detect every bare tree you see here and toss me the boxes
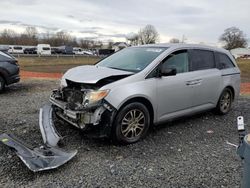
[25,27,38,39]
[107,40,114,49]
[39,31,52,44]
[0,29,18,44]
[92,40,103,49]
[54,31,72,46]
[219,27,248,50]
[19,27,38,45]
[79,39,94,49]
[169,38,180,43]
[126,33,139,46]
[138,25,159,45]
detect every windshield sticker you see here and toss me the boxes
[146,48,163,53]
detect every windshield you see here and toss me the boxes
[97,47,167,72]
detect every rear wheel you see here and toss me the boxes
[112,102,150,144]
[216,88,233,115]
[0,76,5,92]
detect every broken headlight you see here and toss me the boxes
[83,90,110,106]
[60,77,67,88]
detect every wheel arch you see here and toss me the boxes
[225,85,235,100]
[116,97,155,125]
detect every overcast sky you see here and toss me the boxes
[0,0,249,45]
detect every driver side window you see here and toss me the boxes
[162,50,189,74]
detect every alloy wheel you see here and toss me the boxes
[220,91,231,113]
[121,109,145,139]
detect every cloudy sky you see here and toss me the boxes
[0,0,249,45]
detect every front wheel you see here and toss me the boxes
[216,88,233,115]
[112,102,150,144]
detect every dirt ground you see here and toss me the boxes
[0,79,250,187]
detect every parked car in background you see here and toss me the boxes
[98,49,115,56]
[0,51,20,92]
[57,46,74,54]
[82,50,94,55]
[73,47,83,55]
[73,47,94,55]
[23,47,37,54]
[37,44,51,55]
[8,46,24,54]
[50,44,240,144]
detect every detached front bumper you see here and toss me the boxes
[0,104,77,172]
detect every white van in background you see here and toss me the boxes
[8,46,24,54]
[37,44,51,55]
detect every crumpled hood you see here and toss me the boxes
[63,65,133,84]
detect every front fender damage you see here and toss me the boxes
[0,104,77,172]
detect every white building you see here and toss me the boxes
[230,48,250,59]
[112,42,129,52]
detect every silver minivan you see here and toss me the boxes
[49,44,240,144]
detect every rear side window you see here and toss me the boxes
[215,52,235,69]
[189,49,215,71]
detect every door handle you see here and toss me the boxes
[186,81,194,86]
[186,79,202,86]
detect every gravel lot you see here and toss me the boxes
[0,79,250,188]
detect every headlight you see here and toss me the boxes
[60,77,67,88]
[84,90,110,105]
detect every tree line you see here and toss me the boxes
[0,25,160,49]
[0,25,248,50]
[0,27,105,49]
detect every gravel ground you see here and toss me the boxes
[0,79,250,188]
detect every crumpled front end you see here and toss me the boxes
[50,80,116,137]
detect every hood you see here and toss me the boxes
[63,65,133,84]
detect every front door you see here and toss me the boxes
[156,49,194,122]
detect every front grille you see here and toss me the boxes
[62,88,84,110]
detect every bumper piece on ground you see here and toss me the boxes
[0,133,77,172]
[39,104,62,147]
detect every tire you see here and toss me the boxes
[112,102,150,144]
[0,76,5,92]
[215,88,233,115]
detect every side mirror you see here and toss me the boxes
[160,66,177,77]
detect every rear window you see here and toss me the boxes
[190,49,215,71]
[42,47,50,50]
[216,52,235,69]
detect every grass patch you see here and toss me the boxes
[19,56,101,74]
[236,59,250,83]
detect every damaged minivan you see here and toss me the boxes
[50,44,240,144]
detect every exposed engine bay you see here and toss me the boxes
[50,74,130,131]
